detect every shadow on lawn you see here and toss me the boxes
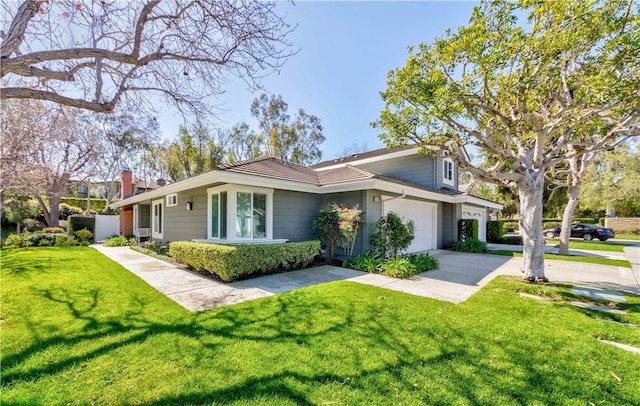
[3,275,639,405]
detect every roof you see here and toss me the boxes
[311,145,417,169]
[110,156,502,210]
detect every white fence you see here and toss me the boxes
[94,215,120,242]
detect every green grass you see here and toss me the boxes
[545,239,629,252]
[616,234,640,241]
[489,249,632,268]
[2,247,640,405]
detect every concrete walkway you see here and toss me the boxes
[92,245,640,311]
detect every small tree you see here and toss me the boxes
[370,212,415,258]
[313,203,362,263]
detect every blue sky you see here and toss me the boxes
[157,1,479,159]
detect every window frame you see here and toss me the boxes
[207,185,273,241]
[442,158,455,186]
[166,193,178,207]
[151,199,164,239]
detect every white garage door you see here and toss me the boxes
[383,198,437,252]
[462,205,486,241]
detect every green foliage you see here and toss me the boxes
[143,240,169,255]
[22,232,68,247]
[313,203,362,262]
[350,251,384,273]
[599,218,606,226]
[68,215,95,235]
[74,228,94,242]
[451,238,488,253]
[169,240,321,282]
[369,212,415,258]
[347,251,438,278]
[43,227,65,233]
[60,197,107,211]
[4,233,26,247]
[55,235,78,246]
[503,220,519,232]
[103,236,137,247]
[486,220,505,242]
[458,219,478,241]
[22,218,45,232]
[2,193,42,230]
[543,221,561,229]
[494,236,524,245]
[58,203,84,220]
[379,256,417,279]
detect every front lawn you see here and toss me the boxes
[545,239,629,252]
[489,249,632,268]
[2,247,640,405]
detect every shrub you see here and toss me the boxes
[60,197,107,211]
[599,218,606,226]
[503,220,519,232]
[23,218,45,232]
[24,232,68,247]
[380,256,418,279]
[458,219,479,241]
[370,212,415,258]
[487,220,505,242]
[451,238,488,253]
[573,217,597,224]
[43,227,66,233]
[405,252,439,272]
[169,240,321,282]
[143,240,169,255]
[68,215,95,235]
[58,203,84,220]
[346,251,439,277]
[55,235,78,246]
[495,236,524,245]
[350,251,384,273]
[5,233,26,247]
[542,221,561,229]
[313,203,362,262]
[74,228,93,243]
[103,235,137,247]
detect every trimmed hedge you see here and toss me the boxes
[68,215,95,235]
[458,219,478,241]
[487,220,505,242]
[60,197,107,211]
[169,240,321,282]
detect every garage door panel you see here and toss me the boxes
[384,198,437,252]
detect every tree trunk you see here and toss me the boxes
[558,184,580,255]
[518,172,548,282]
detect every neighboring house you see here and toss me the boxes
[65,177,163,200]
[110,147,502,253]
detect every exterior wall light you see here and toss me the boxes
[186,202,193,211]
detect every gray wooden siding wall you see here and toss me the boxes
[358,155,437,189]
[273,190,322,242]
[441,202,456,246]
[160,186,209,243]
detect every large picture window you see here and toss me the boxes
[207,185,272,241]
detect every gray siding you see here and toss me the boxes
[160,186,209,243]
[273,190,321,242]
[358,155,437,189]
[441,202,456,246]
[434,157,458,191]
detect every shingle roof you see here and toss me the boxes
[311,145,416,169]
[216,157,459,197]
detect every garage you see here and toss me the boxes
[462,205,486,241]
[383,198,437,252]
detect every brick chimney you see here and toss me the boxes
[121,168,133,199]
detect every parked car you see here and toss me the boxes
[543,223,615,241]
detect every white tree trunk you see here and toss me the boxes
[558,184,580,255]
[518,172,548,282]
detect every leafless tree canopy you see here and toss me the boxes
[0,0,294,114]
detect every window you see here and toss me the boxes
[166,193,177,207]
[207,185,272,241]
[152,199,163,238]
[210,192,227,239]
[443,158,454,186]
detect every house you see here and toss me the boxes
[109,147,502,253]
